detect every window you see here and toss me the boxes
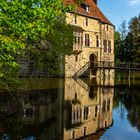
[74,32,83,49]
[96,35,99,47]
[103,40,107,52]
[108,41,111,53]
[84,107,89,120]
[107,25,109,31]
[75,93,77,100]
[105,25,108,31]
[85,17,88,26]
[71,131,75,139]
[102,100,106,112]
[85,34,90,46]
[25,108,34,117]
[84,127,86,136]
[86,5,90,12]
[83,17,88,26]
[107,99,110,111]
[95,106,98,117]
[81,3,90,12]
[73,14,77,24]
[75,55,78,62]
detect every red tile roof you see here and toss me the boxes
[64,0,113,26]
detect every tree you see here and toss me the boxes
[128,14,140,62]
[124,32,134,62]
[114,31,121,62]
[118,20,128,62]
[115,14,140,62]
[0,0,81,80]
[114,21,128,62]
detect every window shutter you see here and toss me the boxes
[89,106,91,115]
[90,38,92,47]
[105,25,107,31]
[72,17,74,24]
[83,35,85,46]
[83,20,86,26]
[102,42,104,52]
[99,39,101,47]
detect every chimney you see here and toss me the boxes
[93,0,97,5]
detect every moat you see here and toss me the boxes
[0,71,140,140]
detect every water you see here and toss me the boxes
[0,72,140,140]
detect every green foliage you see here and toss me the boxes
[0,0,83,79]
[115,14,140,62]
[114,31,121,61]
[128,14,140,62]
[0,0,63,78]
[46,19,74,54]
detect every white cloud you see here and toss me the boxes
[129,0,140,6]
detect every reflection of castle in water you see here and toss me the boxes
[0,71,114,140]
[64,71,114,139]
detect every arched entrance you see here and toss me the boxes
[89,54,97,76]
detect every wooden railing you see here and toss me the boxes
[91,61,140,70]
[73,61,140,78]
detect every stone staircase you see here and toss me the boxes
[73,62,89,78]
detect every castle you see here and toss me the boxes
[64,0,114,78]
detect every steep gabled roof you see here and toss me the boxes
[64,0,113,26]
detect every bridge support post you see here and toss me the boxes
[128,70,131,86]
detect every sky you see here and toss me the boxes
[98,0,140,30]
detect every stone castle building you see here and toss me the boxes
[64,0,114,77]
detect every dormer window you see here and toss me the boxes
[81,3,90,12]
[86,5,90,12]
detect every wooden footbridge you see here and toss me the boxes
[73,61,140,78]
[92,61,140,71]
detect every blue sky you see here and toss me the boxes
[98,0,140,30]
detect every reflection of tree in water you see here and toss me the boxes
[115,86,140,132]
[0,89,59,140]
[0,92,23,140]
[0,114,23,140]
[125,87,140,132]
